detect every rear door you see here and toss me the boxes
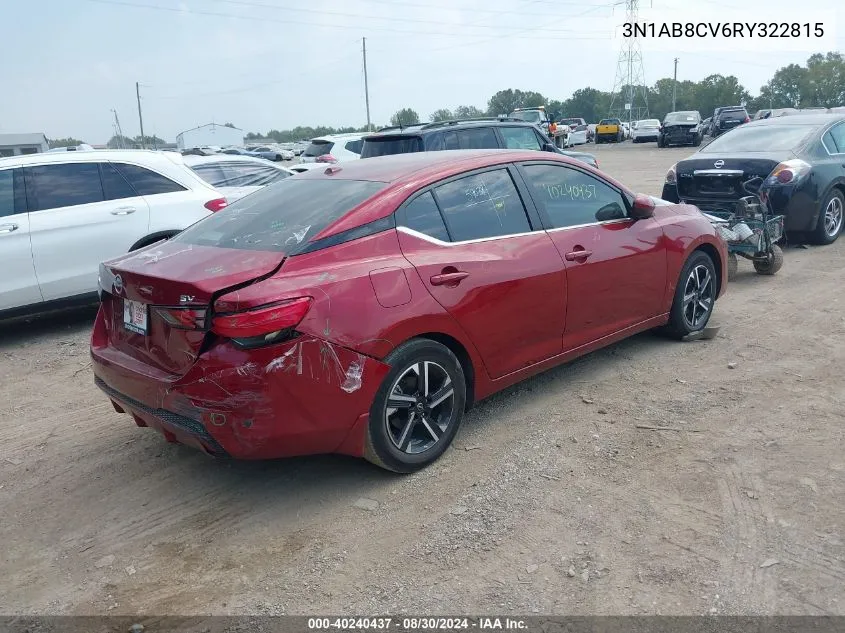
[517,161,667,350]
[396,166,567,379]
[0,167,43,311]
[26,161,151,301]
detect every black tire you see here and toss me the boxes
[727,252,738,281]
[753,244,784,275]
[810,189,844,245]
[364,338,467,473]
[657,136,664,148]
[664,251,718,339]
[693,133,702,147]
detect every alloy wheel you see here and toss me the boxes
[824,196,843,237]
[384,361,455,455]
[682,264,715,330]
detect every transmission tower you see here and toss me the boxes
[608,0,649,123]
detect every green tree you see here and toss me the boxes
[454,105,485,119]
[758,64,808,109]
[563,87,611,123]
[430,108,453,122]
[486,89,546,116]
[48,137,83,148]
[223,122,237,128]
[693,74,751,118]
[390,108,420,126]
[107,134,137,149]
[804,52,845,107]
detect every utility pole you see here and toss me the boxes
[362,37,372,132]
[672,57,679,112]
[112,108,125,148]
[608,0,649,122]
[136,82,146,149]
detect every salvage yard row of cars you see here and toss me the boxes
[2,111,845,472]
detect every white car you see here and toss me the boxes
[183,154,295,202]
[300,133,365,164]
[632,119,662,143]
[566,124,589,146]
[0,150,225,318]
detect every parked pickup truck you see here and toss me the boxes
[596,118,624,144]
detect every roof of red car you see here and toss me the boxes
[304,149,617,241]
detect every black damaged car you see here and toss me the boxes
[658,111,702,148]
[661,114,845,244]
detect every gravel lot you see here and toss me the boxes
[1,141,843,616]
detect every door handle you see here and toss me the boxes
[565,249,593,261]
[0,223,19,234]
[430,271,469,286]
[111,207,136,216]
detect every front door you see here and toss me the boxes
[0,167,42,311]
[517,162,667,351]
[396,167,567,379]
[25,162,150,301]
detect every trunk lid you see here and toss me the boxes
[100,242,285,376]
[675,154,784,202]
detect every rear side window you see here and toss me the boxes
[434,169,530,241]
[100,162,137,200]
[402,191,450,242]
[825,123,845,153]
[171,178,385,253]
[0,169,14,217]
[455,128,498,149]
[500,126,542,150]
[361,136,424,158]
[718,109,747,120]
[113,163,185,195]
[27,163,104,211]
[344,139,363,154]
[303,141,334,157]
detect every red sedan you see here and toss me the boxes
[91,150,727,472]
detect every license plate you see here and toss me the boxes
[123,299,148,335]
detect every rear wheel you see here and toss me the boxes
[364,339,466,473]
[753,244,784,275]
[694,133,702,147]
[664,251,718,339]
[657,136,665,148]
[811,189,844,245]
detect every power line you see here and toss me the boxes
[83,0,614,38]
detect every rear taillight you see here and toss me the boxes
[665,163,677,184]
[315,155,337,164]
[204,198,228,212]
[211,297,312,347]
[767,159,811,186]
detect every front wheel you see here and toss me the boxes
[364,339,467,473]
[664,251,718,339]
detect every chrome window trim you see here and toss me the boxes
[546,218,632,234]
[396,225,541,247]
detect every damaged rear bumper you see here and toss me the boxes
[92,333,390,460]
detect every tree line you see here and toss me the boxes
[50,52,843,146]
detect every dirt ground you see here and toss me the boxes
[1,142,843,616]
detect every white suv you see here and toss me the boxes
[0,149,226,318]
[299,133,365,164]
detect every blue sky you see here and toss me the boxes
[2,0,842,143]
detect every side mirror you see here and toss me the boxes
[630,193,655,219]
[542,142,557,152]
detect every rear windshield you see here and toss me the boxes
[511,110,543,123]
[559,118,582,126]
[718,108,748,120]
[361,136,424,158]
[665,112,699,123]
[700,124,817,153]
[599,119,619,125]
[170,179,385,253]
[303,140,334,157]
